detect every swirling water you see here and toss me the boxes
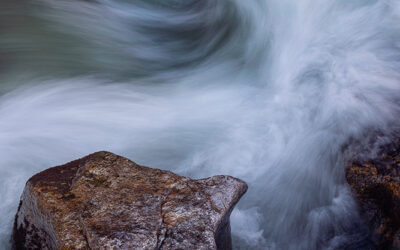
[1,0,400,249]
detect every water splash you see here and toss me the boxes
[1,0,400,249]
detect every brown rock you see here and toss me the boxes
[346,138,400,249]
[13,151,247,250]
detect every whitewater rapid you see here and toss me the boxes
[1,0,400,249]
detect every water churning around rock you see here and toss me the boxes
[1,0,400,249]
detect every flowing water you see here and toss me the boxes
[1,0,400,249]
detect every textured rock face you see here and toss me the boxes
[346,138,400,249]
[13,151,247,250]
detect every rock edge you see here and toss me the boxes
[346,138,400,249]
[13,151,248,250]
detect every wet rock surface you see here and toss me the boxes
[13,151,247,250]
[346,138,400,249]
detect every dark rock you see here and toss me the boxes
[346,138,400,249]
[13,151,247,250]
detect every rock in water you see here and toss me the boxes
[346,138,400,249]
[13,151,247,250]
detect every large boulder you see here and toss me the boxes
[13,151,247,250]
[346,138,400,249]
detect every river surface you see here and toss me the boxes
[1,0,400,249]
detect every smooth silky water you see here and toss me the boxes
[1,0,400,249]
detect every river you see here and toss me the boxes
[1,0,400,249]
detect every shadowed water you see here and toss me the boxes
[1,0,400,249]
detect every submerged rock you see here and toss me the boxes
[13,151,247,250]
[346,138,400,249]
